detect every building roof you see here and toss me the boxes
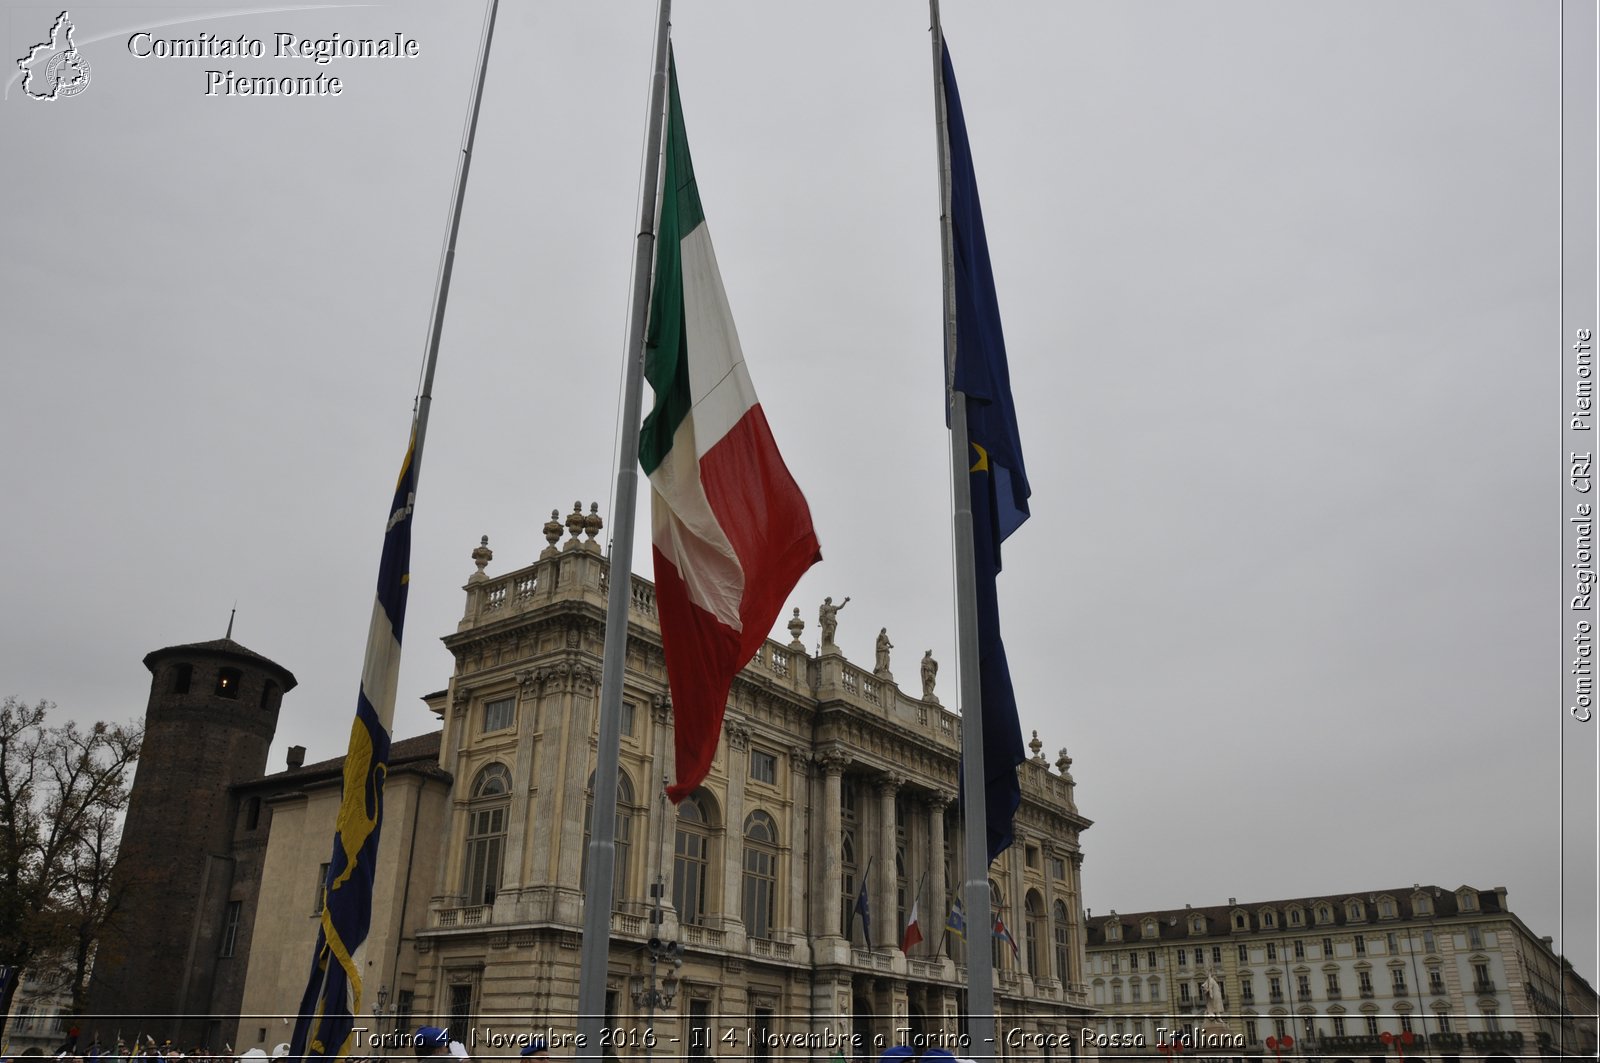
[143,637,299,690]
[1085,884,1508,945]
[239,729,449,790]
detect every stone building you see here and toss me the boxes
[1082,886,1598,1063]
[222,506,1096,1055]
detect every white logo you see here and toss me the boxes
[17,11,92,101]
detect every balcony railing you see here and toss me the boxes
[1268,992,1284,1004]
[1474,980,1497,994]
[1393,985,1409,997]
[434,904,492,928]
[1359,987,1375,998]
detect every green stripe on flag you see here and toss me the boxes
[641,49,706,475]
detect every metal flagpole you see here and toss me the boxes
[577,0,673,1057]
[412,0,500,475]
[291,3,501,1043]
[928,0,997,1056]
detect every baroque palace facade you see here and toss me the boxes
[126,506,1093,1055]
[1082,888,1598,1063]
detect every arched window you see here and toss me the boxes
[1025,891,1045,978]
[673,790,716,926]
[743,810,779,939]
[464,764,511,906]
[1053,900,1072,984]
[583,771,636,909]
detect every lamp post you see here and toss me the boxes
[371,984,391,1058]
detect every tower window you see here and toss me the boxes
[260,681,278,711]
[216,667,242,698]
[173,663,193,694]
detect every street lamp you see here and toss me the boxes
[371,984,391,1058]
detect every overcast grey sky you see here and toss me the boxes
[3,1,1594,984]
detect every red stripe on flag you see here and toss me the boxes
[660,404,818,803]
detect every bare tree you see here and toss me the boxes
[0,698,141,1041]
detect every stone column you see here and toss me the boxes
[721,720,750,942]
[1009,832,1028,978]
[816,750,846,937]
[501,669,542,891]
[788,746,811,936]
[649,698,676,915]
[877,774,902,950]
[527,670,563,910]
[927,791,951,957]
[553,661,598,924]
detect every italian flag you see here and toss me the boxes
[641,52,821,804]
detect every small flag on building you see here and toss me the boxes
[900,896,924,955]
[944,895,967,940]
[993,916,1021,962]
[850,870,874,949]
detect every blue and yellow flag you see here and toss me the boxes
[944,895,967,940]
[290,428,416,1059]
[943,41,1031,864]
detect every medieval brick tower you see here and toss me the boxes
[86,637,295,1047]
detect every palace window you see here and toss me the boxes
[742,811,779,939]
[1355,934,1366,956]
[1365,1015,1379,1037]
[482,696,514,733]
[1289,907,1304,927]
[1294,939,1305,959]
[1266,943,1277,961]
[1316,905,1333,925]
[1177,948,1187,967]
[463,764,511,906]
[1238,943,1250,962]
[1240,978,1254,1003]
[1333,1017,1345,1037]
[582,771,635,908]
[1428,968,1445,994]
[1212,946,1222,964]
[1054,901,1072,983]
[1322,937,1334,957]
[1326,972,1341,995]
[750,749,777,784]
[1377,897,1396,919]
[1358,970,1373,993]
[673,790,716,926]
[1457,889,1478,912]
[1025,892,1045,976]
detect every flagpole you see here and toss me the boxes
[290,6,500,1052]
[577,0,672,1056]
[929,0,997,1056]
[412,0,500,480]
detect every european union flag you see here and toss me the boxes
[943,42,1030,864]
[290,428,415,1059]
[852,872,873,949]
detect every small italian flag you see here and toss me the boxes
[641,51,821,804]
